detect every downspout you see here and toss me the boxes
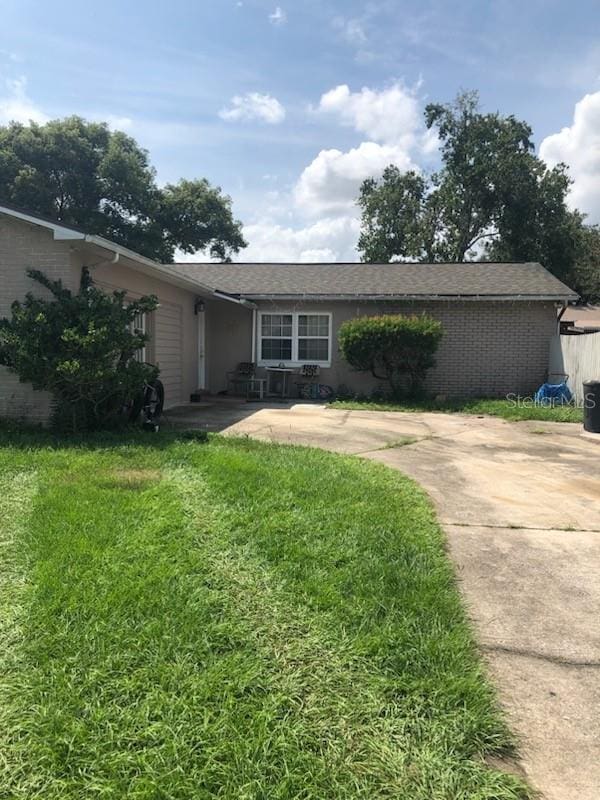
[251,307,257,363]
[194,299,206,390]
[82,251,120,272]
[557,303,568,335]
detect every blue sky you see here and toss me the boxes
[1,0,599,260]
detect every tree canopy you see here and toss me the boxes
[572,225,600,303]
[0,116,246,262]
[357,91,592,292]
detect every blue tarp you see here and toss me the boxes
[534,381,573,406]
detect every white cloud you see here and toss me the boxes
[317,82,421,146]
[0,76,48,125]
[100,114,134,131]
[295,141,416,216]
[345,20,367,46]
[174,216,360,263]
[186,81,435,261]
[333,18,368,47]
[540,91,600,224]
[0,75,135,134]
[268,6,286,25]
[295,82,431,217]
[0,49,22,63]
[219,92,285,124]
[241,216,361,261]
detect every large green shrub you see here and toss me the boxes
[338,314,443,398]
[0,268,159,431]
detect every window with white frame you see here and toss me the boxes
[260,313,293,361]
[130,310,147,363]
[258,312,331,366]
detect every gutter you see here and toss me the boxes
[82,235,217,295]
[238,293,579,303]
[0,205,216,296]
[213,289,257,309]
[75,238,256,307]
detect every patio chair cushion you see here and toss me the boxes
[299,364,320,379]
[230,362,256,378]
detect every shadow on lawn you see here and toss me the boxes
[0,419,213,452]
[0,395,277,451]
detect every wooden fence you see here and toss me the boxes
[549,333,600,402]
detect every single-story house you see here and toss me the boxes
[0,204,578,421]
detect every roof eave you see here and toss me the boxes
[0,204,85,240]
[237,293,579,302]
[82,236,217,295]
[0,204,217,296]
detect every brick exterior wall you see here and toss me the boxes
[417,300,557,396]
[253,299,558,398]
[0,216,80,421]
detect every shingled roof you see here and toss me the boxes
[169,261,577,301]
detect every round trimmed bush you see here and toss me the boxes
[338,313,443,399]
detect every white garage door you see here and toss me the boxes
[154,301,183,408]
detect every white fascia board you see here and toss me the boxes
[243,293,579,302]
[0,204,85,239]
[82,235,215,296]
[0,205,216,296]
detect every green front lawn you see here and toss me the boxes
[0,430,530,799]
[330,397,583,423]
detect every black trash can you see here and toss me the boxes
[583,380,600,433]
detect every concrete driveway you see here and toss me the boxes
[168,401,600,800]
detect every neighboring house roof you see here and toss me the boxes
[561,304,600,331]
[170,261,578,301]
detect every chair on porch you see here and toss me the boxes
[294,364,320,399]
[226,362,267,400]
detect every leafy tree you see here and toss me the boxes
[0,116,246,262]
[0,268,159,431]
[358,170,429,263]
[357,91,581,282]
[570,225,600,302]
[338,314,443,398]
[159,179,246,262]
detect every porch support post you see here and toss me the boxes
[251,308,257,363]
